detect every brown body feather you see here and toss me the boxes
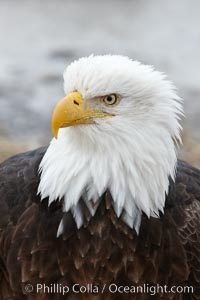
[0,147,199,299]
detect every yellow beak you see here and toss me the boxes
[52,91,112,138]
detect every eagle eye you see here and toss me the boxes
[102,94,118,105]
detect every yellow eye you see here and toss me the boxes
[102,94,118,105]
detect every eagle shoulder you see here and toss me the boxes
[166,160,200,295]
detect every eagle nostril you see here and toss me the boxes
[73,100,79,106]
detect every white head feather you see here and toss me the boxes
[38,55,183,235]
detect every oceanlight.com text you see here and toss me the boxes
[23,283,194,296]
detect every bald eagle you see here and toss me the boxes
[0,55,199,300]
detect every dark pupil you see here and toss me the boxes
[106,95,113,102]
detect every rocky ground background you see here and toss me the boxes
[0,0,200,167]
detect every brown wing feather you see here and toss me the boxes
[167,160,200,299]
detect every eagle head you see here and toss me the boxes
[38,55,183,234]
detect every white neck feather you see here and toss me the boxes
[38,118,179,234]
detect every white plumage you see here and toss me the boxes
[38,55,183,235]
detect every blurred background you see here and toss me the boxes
[0,0,200,166]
